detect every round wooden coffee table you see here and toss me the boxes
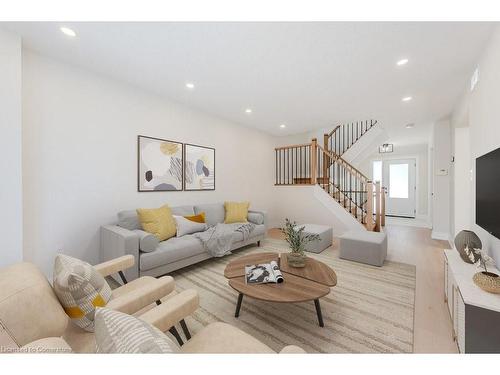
[224,252,337,327]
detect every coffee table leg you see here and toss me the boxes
[314,299,324,327]
[235,293,244,317]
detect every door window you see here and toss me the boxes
[389,163,409,198]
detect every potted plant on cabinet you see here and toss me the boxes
[281,218,320,268]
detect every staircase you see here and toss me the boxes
[275,120,386,232]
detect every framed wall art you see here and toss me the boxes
[184,143,215,191]
[137,135,183,191]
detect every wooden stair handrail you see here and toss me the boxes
[275,142,313,151]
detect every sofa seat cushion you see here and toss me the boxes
[139,235,205,271]
[193,203,225,227]
[180,322,274,353]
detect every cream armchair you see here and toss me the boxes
[92,255,195,345]
[0,260,304,354]
[0,260,198,353]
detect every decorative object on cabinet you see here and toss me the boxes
[184,144,215,191]
[454,230,482,264]
[472,248,500,294]
[138,135,183,191]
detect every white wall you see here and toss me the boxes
[0,30,23,267]
[431,120,452,240]
[453,127,472,237]
[451,25,500,265]
[22,50,276,276]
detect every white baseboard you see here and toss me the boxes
[431,231,450,241]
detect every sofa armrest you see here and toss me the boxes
[138,289,199,333]
[248,210,268,230]
[94,255,135,277]
[106,276,174,315]
[101,225,140,281]
[279,345,306,354]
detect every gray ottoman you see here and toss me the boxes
[299,224,333,253]
[339,230,387,266]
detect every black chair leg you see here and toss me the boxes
[179,319,191,340]
[169,326,184,346]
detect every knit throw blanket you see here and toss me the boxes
[194,223,255,257]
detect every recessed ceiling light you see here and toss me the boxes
[185,82,195,89]
[60,27,76,37]
[280,124,286,129]
[396,58,409,66]
[245,108,252,114]
[402,96,413,102]
[405,123,415,129]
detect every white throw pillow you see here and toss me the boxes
[173,215,207,237]
[94,308,179,353]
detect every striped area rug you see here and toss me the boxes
[170,238,416,353]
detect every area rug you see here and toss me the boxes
[170,238,416,353]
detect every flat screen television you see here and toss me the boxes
[476,147,500,239]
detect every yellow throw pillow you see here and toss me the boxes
[136,205,176,241]
[184,212,206,223]
[224,201,250,224]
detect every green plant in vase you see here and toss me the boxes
[280,218,320,268]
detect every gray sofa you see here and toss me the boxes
[100,203,267,281]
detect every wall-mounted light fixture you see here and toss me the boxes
[379,143,394,153]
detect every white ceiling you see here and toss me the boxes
[3,22,495,143]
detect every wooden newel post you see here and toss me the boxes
[366,181,374,229]
[381,187,386,227]
[323,134,329,189]
[375,181,381,232]
[311,138,317,185]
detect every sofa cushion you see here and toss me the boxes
[139,235,205,271]
[136,205,176,241]
[53,254,112,332]
[133,229,159,253]
[247,212,264,225]
[170,205,195,216]
[94,308,179,353]
[193,203,225,227]
[117,210,140,231]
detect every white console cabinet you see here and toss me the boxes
[444,249,500,353]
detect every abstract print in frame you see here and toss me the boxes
[137,135,183,191]
[184,144,215,191]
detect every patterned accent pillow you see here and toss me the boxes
[94,308,179,353]
[53,254,112,332]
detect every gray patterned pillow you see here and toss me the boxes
[53,254,112,332]
[94,308,179,353]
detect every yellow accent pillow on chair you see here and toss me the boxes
[136,205,176,241]
[224,201,250,224]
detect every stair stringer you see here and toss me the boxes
[312,185,367,232]
[341,126,388,165]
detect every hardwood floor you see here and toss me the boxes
[267,224,458,353]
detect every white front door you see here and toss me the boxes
[383,159,416,218]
